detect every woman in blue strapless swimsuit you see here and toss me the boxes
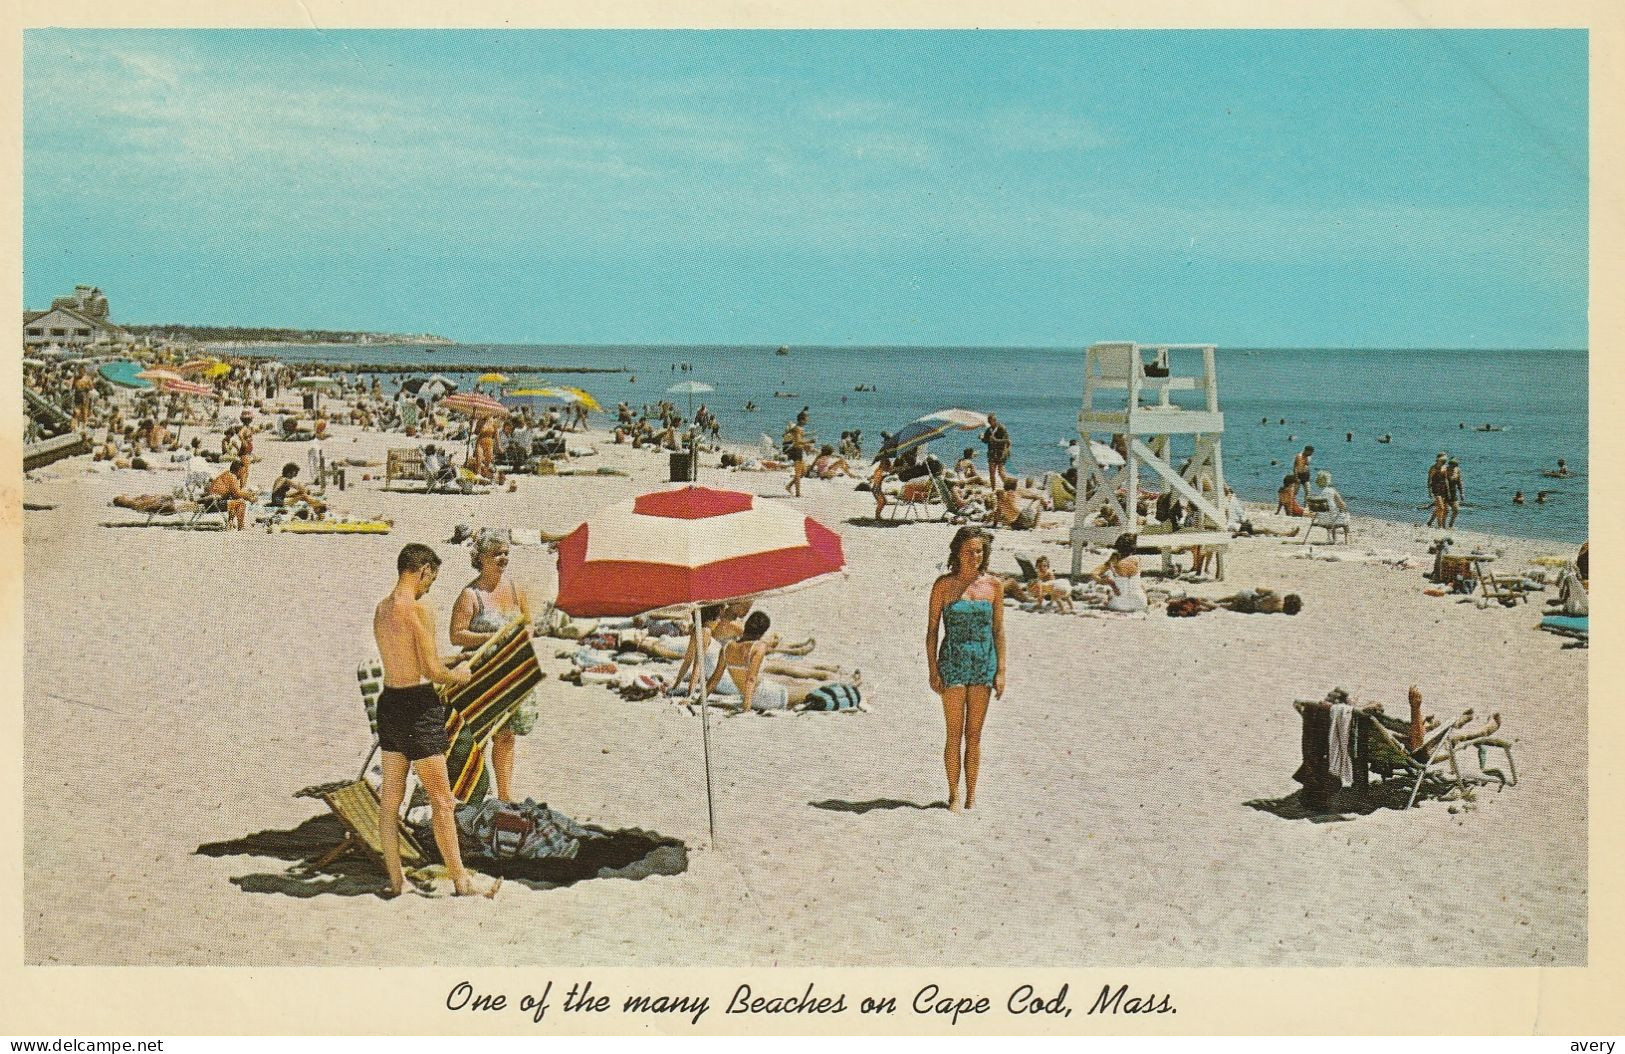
[927,526,1006,811]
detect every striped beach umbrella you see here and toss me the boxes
[554,486,845,842]
[878,408,989,461]
[555,486,844,618]
[161,377,218,398]
[135,367,186,384]
[441,391,508,417]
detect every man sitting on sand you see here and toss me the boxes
[373,544,498,899]
[206,459,258,530]
[269,462,327,519]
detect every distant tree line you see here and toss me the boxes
[121,324,453,344]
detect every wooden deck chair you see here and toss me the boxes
[293,778,425,872]
[1478,567,1530,606]
[384,447,427,492]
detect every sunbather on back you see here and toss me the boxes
[372,543,495,900]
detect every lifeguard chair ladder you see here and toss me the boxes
[1069,342,1233,580]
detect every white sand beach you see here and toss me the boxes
[22,411,1586,967]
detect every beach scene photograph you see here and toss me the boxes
[18,27,1590,972]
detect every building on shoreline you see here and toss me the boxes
[23,285,131,348]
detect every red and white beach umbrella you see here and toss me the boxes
[555,486,845,843]
[160,377,218,398]
[135,367,185,384]
[555,486,845,618]
[440,391,509,418]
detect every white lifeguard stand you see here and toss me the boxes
[1069,342,1233,580]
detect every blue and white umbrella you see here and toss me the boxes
[877,408,989,461]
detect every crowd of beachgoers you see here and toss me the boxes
[20,343,1590,962]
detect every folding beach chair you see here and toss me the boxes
[927,464,981,523]
[886,478,930,522]
[1357,707,1517,808]
[1300,503,1351,545]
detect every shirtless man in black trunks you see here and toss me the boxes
[373,543,497,898]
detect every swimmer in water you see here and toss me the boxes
[1346,432,1353,442]
[1536,491,1550,504]
[1554,458,1570,477]
[1377,434,1392,444]
[1513,490,1525,505]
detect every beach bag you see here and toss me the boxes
[802,682,863,712]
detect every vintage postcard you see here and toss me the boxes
[3,1,1620,1038]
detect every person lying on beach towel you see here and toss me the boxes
[705,612,860,712]
[1218,587,1303,615]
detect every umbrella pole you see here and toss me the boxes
[694,606,719,847]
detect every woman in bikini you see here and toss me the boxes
[926,527,1006,811]
[449,531,535,801]
[704,611,845,711]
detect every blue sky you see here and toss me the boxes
[23,30,1586,348]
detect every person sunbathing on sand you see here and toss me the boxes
[1218,587,1302,615]
[811,444,859,479]
[666,606,842,693]
[705,612,852,712]
[1275,473,1305,517]
[372,544,497,899]
[1094,533,1148,613]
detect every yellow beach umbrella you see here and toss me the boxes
[559,386,602,412]
[203,361,232,378]
[478,372,509,385]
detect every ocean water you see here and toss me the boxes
[247,343,1589,544]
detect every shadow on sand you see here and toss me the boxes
[809,797,946,814]
[198,813,688,898]
[1244,780,1437,823]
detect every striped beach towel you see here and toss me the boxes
[437,619,543,802]
[355,618,542,803]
